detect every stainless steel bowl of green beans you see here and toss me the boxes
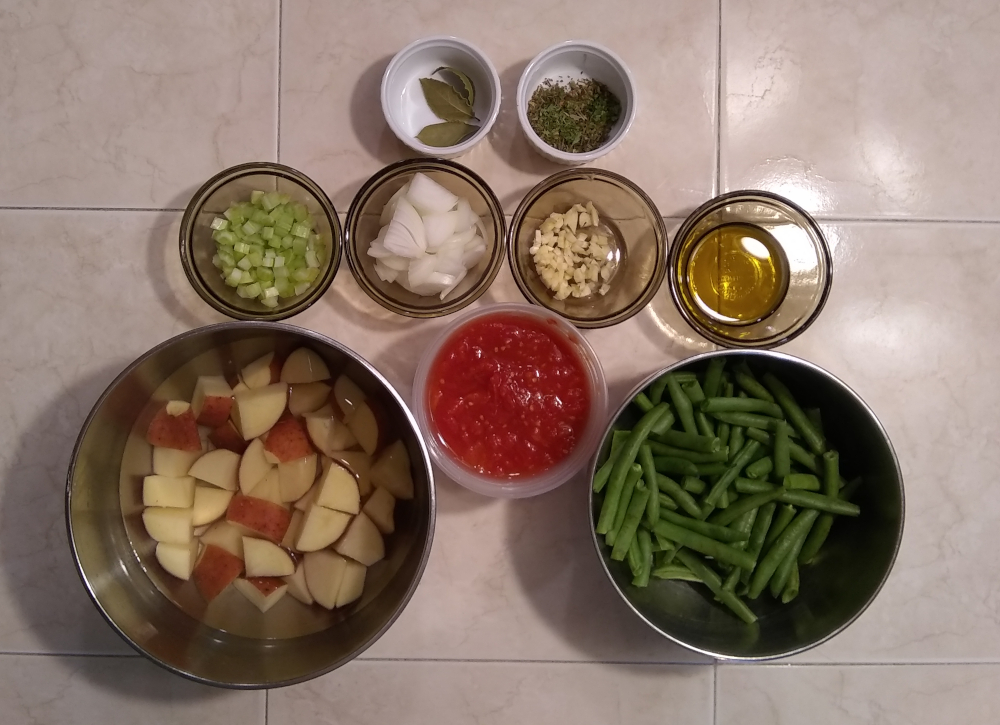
[589,350,904,660]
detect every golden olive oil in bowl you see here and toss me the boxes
[683,222,789,326]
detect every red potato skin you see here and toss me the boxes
[226,494,292,544]
[209,420,249,454]
[246,576,284,596]
[196,396,233,428]
[263,416,314,462]
[193,544,244,602]
[147,405,202,451]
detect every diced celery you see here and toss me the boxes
[251,190,265,205]
[274,265,289,279]
[226,267,242,286]
[236,284,253,299]
[292,268,310,283]
[273,256,285,268]
[261,256,274,268]
[276,280,294,298]
[261,296,279,308]
[234,241,250,254]
[220,251,235,267]
[291,223,310,238]
[304,268,320,283]
[224,207,245,225]
[305,250,319,268]
[212,254,223,269]
[245,233,263,245]
[215,230,236,245]
[261,192,281,211]
[237,256,252,271]
[262,286,279,299]
[291,203,308,222]
[267,237,282,249]
[210,217,228,231]
[256,267,274,283]
[278,193,291,205]
[244,282,262,298]
[281,235,294,249]
[250,209,270,225]
[240,270,253,284]
[293,281,311,296]
[292,237,308,255]
[248,252,264,267]
[242,220,259,236]
[260,226,274,241]
[274,221,292,236]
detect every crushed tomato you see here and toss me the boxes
[427,313,591,478]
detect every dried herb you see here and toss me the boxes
[416,121,477,147]
[416,68,480,147]
[526,79,622,154]
[433,66,475,106]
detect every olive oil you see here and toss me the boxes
[682,223,789,325]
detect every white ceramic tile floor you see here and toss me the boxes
[2,1,1000,723]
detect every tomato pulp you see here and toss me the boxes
[427,313,591,478]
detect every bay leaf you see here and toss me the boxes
[416,121,477,147]
[419,77,473,122]
[433,66,475,106]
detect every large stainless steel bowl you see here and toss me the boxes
[589,350,904,660]
[66,322,435,687]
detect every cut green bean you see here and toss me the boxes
[633,529,653,587]
[741,501,777,585]
[627,536,643,577]
[723,566,741,593]
[762,372,827,455]
[647,442,729,463]
[806,408,824,437]
[633,392,655,413]
[745,455,774,480]
[660,509,750,544]
[735,477,774,494]
[657,492,679,511]
[650,375,669,406]
[674,550,757,625]
[822,450,840,497]
[734,366,775,403]
[728,426,745,463]
[652,564,700,582]
[596,404,669,535]
[682,476,706,494]
[649,408,676,436]
[681,379,706,404]
[783,473,821,491]
[764,504,798,550]
[704,357,726,399]
[701,397,785,418]
[717,421,731,449]
[717,489,731,509]
[709,412,782,431]
[778,489,860,516]
[654,531,675,552]
[611,478,650,559]
[695,410,715,438]
[611,429,629,457]
[770,513,817,596]
[653,430,722,453]
[748,508,820,599]
[710,489,784,527]
[781,562,800,603]
[773,420,791,480]
[638,444,659,528]
[653,456,699,477]
[695,462,728,477]
[745,427,819,473]
[703,440,762,509]
[656,474,703,518]
[593,429,630,493]
[607,468,643,547]
[665,375,699,435]
[652,521,756,569]
[798,513,833,564]
[728,508,759,555]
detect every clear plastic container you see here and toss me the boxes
[412,303,608,498]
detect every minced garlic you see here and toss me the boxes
[529,201,614,301]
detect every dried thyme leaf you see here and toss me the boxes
[416,121,477,147]
[526,78,622,154]
[433,66,475,106]
[419,77,474,122]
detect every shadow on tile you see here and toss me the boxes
[0,364,233,701]
[504,476,703,663]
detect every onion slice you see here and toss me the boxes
[406,172,459,215]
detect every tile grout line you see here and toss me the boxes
[712,660,719,725]
[276,0,282,163]
[264,689,269,725]
[714,0,723,197]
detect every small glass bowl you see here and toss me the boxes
[667,190,832,348]
[413,303,608,498]
[179,162,342,321]
[345,158,506,318]
[508,168,668,328]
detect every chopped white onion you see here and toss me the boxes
[423,211,460,250]
[406,172,459,215]
[379,182,411,226]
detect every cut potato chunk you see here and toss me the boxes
[278,454,317,503]
[280,347,330,384]
[296,503,351,552]
[143,475,196,508]
[208,420,249,454]
[155,541,199,580]
[330,451,373,497]
[346,402,379,456]
[142,507,193,544]
[191,375,233,427]
[264,416,314,463]
[333,374,366,419]
[200,520,245,559]
[281,509,305,550]
[243,537,295,578]
[147,403,201,451]
[238,438,274,494]
[284,562,313,605]
[303,550,348,610]
[226,494,291,544]
[288,382,332,416]
[192,485,234,526]
[333,512,384,566]
[188,448,240,491]
[233,383,288,440]
[362,486,395,535]
[294,483,318,512]
[234,577,287,612]
[194,544,243,601]
[370,440,414,500]
[336,559,367,608]
[152,446,203,477]
[305,409,358,457]
[249,468,284,506]
[241,352,277,390]
[315,458,360,514]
